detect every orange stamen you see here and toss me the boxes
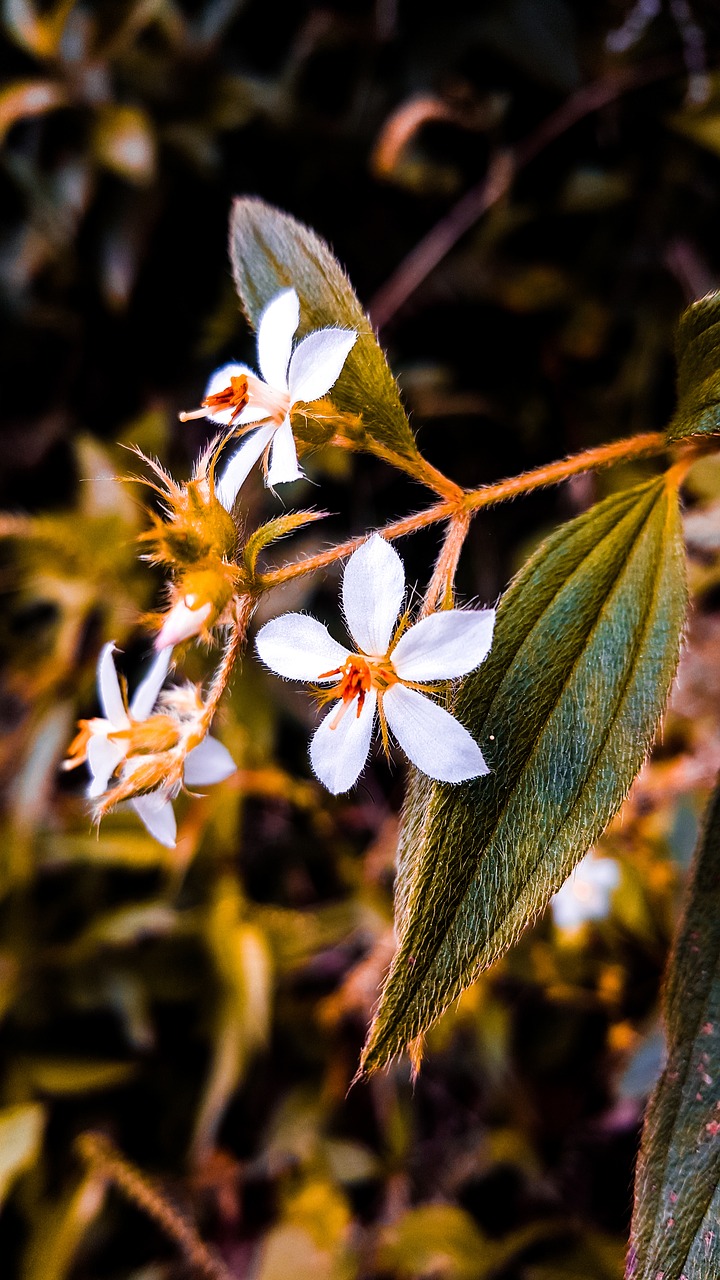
[202,375,250,424]
[318,654,399,729]
[110,714,182,755]
[62,720,94,770]
[179,375,249,424]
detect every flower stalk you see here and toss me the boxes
[256,430,668,591]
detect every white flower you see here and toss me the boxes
[255,534,495,794]
[180,288,356,507]
[550,852,621,931]
[65,642,236,847]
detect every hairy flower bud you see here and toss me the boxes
[155,567,236,650]
[137,461,238,573]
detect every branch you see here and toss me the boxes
[368,57,682,330]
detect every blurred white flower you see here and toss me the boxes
[181,288,356,505]
[65,642,236,847]
[255,533,495,794]
[551,852,621,931]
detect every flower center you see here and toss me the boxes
[111,714,182,756]
[319,654,398,730]
[202,375,249,424]
[180,372,291,428]
[244,373,291,425]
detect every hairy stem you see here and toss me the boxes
[76,1132,232,1280]
[201,595,254,731]
[257,431,667,590]
[329,430,465,502]
[421,512,472,616]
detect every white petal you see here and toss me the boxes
[132,792,177,847]
[202,362,255,426]
[266,418,303,486]
[391,608,495,682]
[97,642,129,728]
[230,402,273,426]
[184,736,236,786]
[287,328,357,405]
[130,648,172,720]
[310,688,377,795]
[215,424,276,510]
[87,734,125,797]
[383,684,489,783]
[155,599,212,650]
[256,614,350,681]
[342,534,405,657]
[257,289,299,389]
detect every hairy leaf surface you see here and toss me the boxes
[627,779,720,1280]
[667,292,720,442]
[229,198,418,458]
[362,477,687,1074]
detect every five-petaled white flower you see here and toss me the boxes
[550,852,621,932]
[64,642,236,847]
[255,534,495,794]
[181,288,356,508]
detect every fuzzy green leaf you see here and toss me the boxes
[666,292,720,442]
[361,477,687,1075]
[244,508,328,578]
[627,778,720,1280]
[229,198,418,459]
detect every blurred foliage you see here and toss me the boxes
[4,0,720,1277]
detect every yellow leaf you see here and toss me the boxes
[0,1103,46,1205]
[3,0,76,59]
[43,831,174,869]
[254,1225,354,1280]
[669,111,720,158]
[16,1057,135,1094]
[190,882,272,1161]
[93,105,156,185]
[21,1173,107,1280]
[0,80,66,141]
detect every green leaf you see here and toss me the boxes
[244,508,329,578]
[229,198,418,459]
[361,476,687,1074]
[628,778,720,1280]
[0,1103,45,1205]
[666,292,720,442]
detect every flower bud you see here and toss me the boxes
[155,568,235,650]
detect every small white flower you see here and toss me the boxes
[255,534,495,794]
[550,852,621,931]
[65,643,236,847]
[181,288,356,508]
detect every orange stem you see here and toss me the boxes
[200,595,254,731]
[258,431,667,589]
[421,511,472,616]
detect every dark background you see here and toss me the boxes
[2,2,720,1277]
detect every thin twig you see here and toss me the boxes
[201,595,254,730]
[421,511,472,616]
[258,430,667,589]
[368,57,681,330]
[76,1132,233,1280]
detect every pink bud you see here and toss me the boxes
[155,598,213,650]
